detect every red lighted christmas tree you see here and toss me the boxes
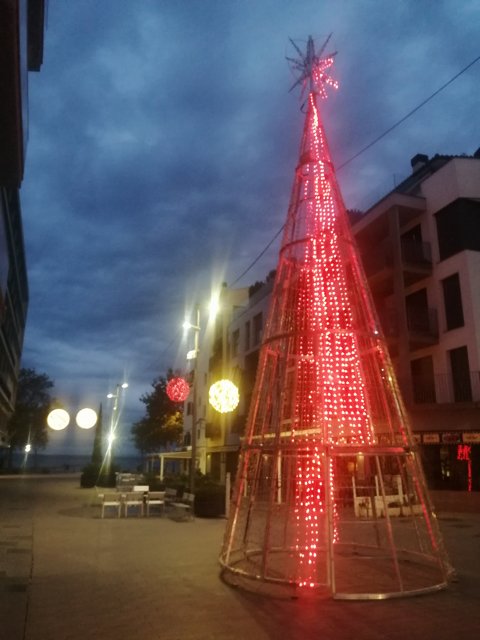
[220,36,452,599]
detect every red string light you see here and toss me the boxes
[294,90,374,587]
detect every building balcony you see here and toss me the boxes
[360,237,432,296]
[406,307,439,350]
[377,307,439,352]
[360,240,395,296]
[400,370,480,405]
[401,239,432,286]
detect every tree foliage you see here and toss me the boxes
[131,373,184,453]
[7,368,54,453]
[90,403,103,466]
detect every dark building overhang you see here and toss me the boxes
[0,0,45,186]
[28,0,46,71]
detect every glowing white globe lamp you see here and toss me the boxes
[47,408,71,431]
[75,407,98,430]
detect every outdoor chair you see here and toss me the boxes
[101,492,122,518]
[164,488,177,506]
[169,492,195,521]
[146,491,165,517]
[123,491,145,517]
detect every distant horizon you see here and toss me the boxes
[4,449,144,473]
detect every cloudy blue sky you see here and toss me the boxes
[19,0,479,454]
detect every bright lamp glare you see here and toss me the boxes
[76,408,98,429]
[47,408,70,431]
[107,432,115,445]
[121,382,128,389]
[209,295,220,318]
[25,443,32,453]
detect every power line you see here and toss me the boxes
[230,224,285,287]
[337,53,480,170]
[230,53,480,286]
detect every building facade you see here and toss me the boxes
[0,0,45,451]
[351,150,480,491]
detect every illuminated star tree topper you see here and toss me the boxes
[287,33,338,102]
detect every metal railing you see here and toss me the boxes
[400,370,480,404]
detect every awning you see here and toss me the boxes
[146,450,192,460]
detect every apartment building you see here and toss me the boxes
[351,150,480,491]
[0,0,45,451]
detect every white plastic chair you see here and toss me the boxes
[101,492,122,518]
[123,491,145,517]
[146,491,165,516]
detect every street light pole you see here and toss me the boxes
[106,382,128,469]
[185,305,200,493]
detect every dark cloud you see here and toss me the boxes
[19,0,480,453]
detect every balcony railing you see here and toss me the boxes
[400,239,432,265]
[377,307,439,349]
[361,240,393,277]
[406,307,439,349]
[400,370,480,404]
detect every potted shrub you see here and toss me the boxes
[194,482,226,518]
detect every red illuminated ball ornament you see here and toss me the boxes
[166,377,190,403]
[209,379,239,414]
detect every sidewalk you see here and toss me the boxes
[1,476,480,640]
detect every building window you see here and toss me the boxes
[435,198,480,261]
[410,356,436,403]
[187,402,193,416]
[442,273,464,331]
[449,346,472,402]
[252,312,263,346]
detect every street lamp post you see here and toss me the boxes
[184,305,200,493]
[106,382,128,467]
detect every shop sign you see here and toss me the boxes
[422,433,440,444]
[412,434,421,445]
[462,432,480,444]
[441,432,462,444]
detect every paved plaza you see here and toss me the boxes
[1,476,479,640]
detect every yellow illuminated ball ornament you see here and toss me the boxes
[47,408,70,431]
[75,408,98,429]
[209,379,239,414]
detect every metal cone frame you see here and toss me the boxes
[219,39,453,599]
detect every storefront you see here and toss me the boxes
[417,431,480,491]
